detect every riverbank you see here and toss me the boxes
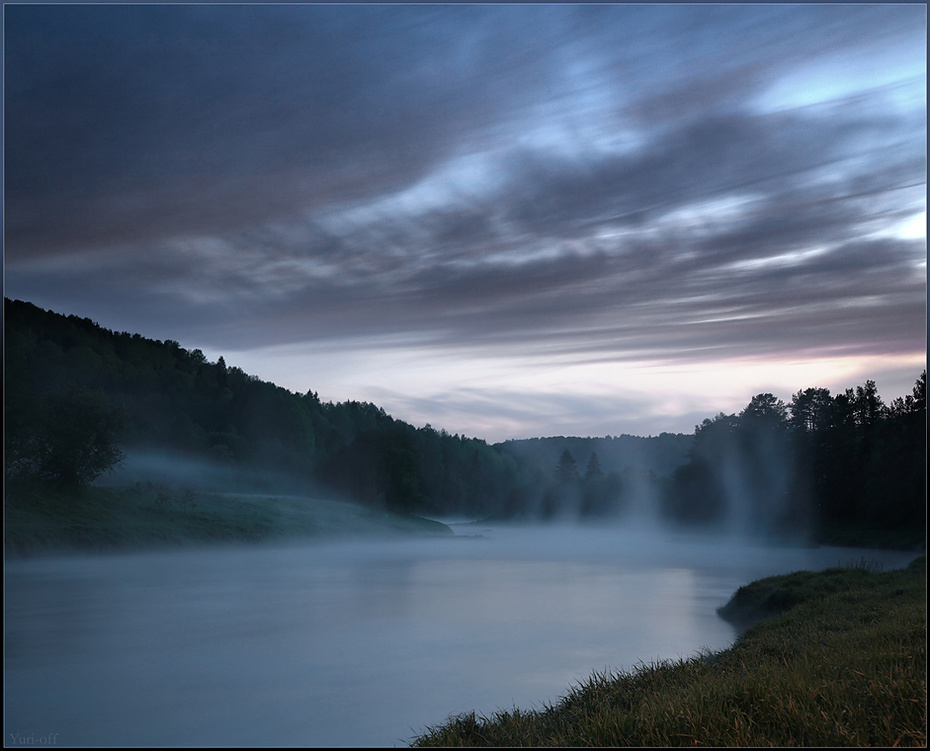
[411,555,927,747]
[4,479,452,557]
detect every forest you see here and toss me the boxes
[4,297,926,548]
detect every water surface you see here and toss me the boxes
[4,524,917,747]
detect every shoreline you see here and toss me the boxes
[410,555,926,747]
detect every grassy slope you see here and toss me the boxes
[411,556,927,747]
[4,480,451,557]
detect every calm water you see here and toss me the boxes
[4,523,918,747]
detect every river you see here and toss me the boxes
[4,523,918,747]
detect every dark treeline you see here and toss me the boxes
[4,298,926,547]
[663,377,926,546]
[4,299,530,517]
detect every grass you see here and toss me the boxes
[4,478,452,557]
[410,556,927,747]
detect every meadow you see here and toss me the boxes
[3,479,451,557]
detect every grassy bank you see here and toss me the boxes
[411,556,926,747]
[4,479,452,557]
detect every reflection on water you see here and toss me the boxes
[4,525,917,747]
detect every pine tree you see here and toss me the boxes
[585,452,603,479]
[555,449,578,484]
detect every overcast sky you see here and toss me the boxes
[4,3,926,441]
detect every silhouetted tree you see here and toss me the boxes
[740,393,787,422]
[665,460,725,523]
[851,379,885,430]
[555,449,579,484]
[10,388,126,487]
[789,387,833,434]
[584,452,603,479]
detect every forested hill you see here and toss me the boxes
[3,298,687,519]
[499,435,692,481]
[4,297,926,547]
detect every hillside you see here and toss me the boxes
[4,297,925,548]
[3,298,690,524]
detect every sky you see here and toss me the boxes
[3,3,927,443]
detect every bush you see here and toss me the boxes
[7,387,125,487]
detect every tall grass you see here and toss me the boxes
[411,557,926,747]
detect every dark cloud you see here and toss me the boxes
[4,4,570,252]
[4,4,925,437]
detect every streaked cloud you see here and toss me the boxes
[4,4,925,440]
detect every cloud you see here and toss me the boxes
[3,4,570,253]
[4,3,925,438]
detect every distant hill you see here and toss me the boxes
[497,434,692,480]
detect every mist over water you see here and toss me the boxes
[5,523,917,747]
